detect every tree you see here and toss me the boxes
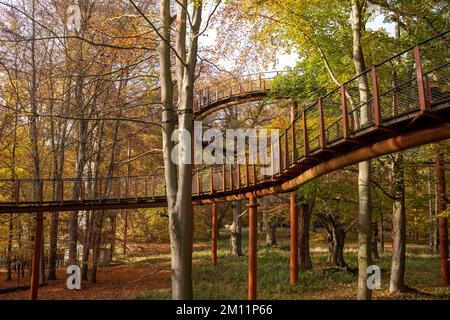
[229,201,243,256]
[316,212,347,267]
[130,0,220,299]
[299,198,313,272]
[350,0,372,300]
[435,143,449,286]
[389,154,406,292]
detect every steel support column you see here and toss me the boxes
[413,46,431,112]
[247,194,258,300]
[290,192,298,287]
[30,212,44,300]
[291,101,298,162]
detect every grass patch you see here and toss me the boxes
[135,228,450,300]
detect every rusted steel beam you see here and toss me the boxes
[98,178,103,202]
[278,135,283,171]
[60,180,64,204]
[39,181,44,205]
[211,203,218,265]
[284,129,289,168]
[152,175,156,199]
[340,85,350,140]
[291,101,298,162]
[247,194,258,300]
[210,166,214,194]
[79,179,85,201]
[272,140,278,180]
[15,180,20,204]
[371,67,382,127]
[30,212,43,300]
[237,164,241,189]
[135,180,139,201]
[435,144,449,286]
[291,123,297,162]
[229,164,234,190]
[222,164,226,192]
[144,178,148,198]
[245,155,250,187]
[318,99,326,149]
[302,111,309,157]
[194,172,199,195]
[116,178,122,200]
[290,192,298,287]
[413,46,431,112]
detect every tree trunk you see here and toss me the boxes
[157,0,202,300]
[110,213,117,261]
[263,211,277,245]
[7,70,19,281]
[379,216,384,253]
[48,96,69,279]
[81,212,94,281]
[30,0,45,286]
[266,224,277,245]
[389,154,406,293]
[6,213,13,281]
[435,144,449,286]
[91,120,121,282]
[351,0,372,300]
[69,39,87,264]
[332,225,346,267]
[48,212,59,280]
[123,139,131,255]
[123,212,128,255]
[91,210,105,283]
[372,222,380,260]
[317,213,347,267]
[427,167,436,252]
[230,201,243,257]
[299,201,313,272]
[82,120,104,280]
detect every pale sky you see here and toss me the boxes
[274,15,397,70]
[200,11,397,72]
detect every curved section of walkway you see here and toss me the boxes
[193,71,286,119]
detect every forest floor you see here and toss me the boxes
[1,229,449,300]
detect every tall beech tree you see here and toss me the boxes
[130,0,220,299]
[350,0,372,300]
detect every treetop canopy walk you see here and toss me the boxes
[2,30,449,302]
[0,30,448,214]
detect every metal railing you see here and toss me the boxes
[193,71,287,112]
